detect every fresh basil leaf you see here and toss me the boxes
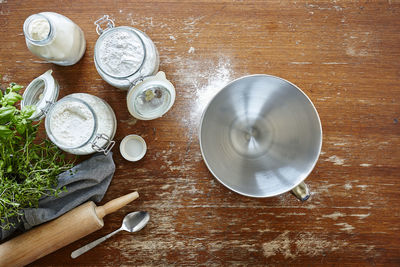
[0,106,16,124]
[0,125,13,139]
[11,84,23,92]
[13,134,22,141]
[2,92,22,106]
[6,83,15,94]
[16,123,26,135]
[21,105,36,119]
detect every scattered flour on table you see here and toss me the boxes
[183,16,205,43]
[322,212,345,220]
[188,47,195,54]
[262,231,347,259]
[126,13,170,30]
[189,58,232,123]
[335,222,355,233]
[1,74,10,82]
[325,155,345,165]
[344,183,352,190]
[350,213,370,219]
[360,163,372,167]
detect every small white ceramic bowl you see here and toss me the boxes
[120,134,147,161]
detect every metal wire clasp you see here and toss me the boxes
[128,73,153,87]
[42,100,55,115]
[94,15,115,35]
[130,76,145,87]
[91,134,115,155]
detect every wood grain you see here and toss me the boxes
[1,0,400,266]
[0,192,138,266]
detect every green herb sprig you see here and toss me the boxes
[0,82,74,230]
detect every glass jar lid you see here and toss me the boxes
[94,26,146,79]
[127,71,176,120]
[21,70,59,121]
[133,85,171,118]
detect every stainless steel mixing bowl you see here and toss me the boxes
[199,74,322,198]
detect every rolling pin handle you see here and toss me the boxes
[95,191,139,219]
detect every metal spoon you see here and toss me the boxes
[71,211,150,258]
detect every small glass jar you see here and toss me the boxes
[93,15,159,90]
[21,70,116,155]
[23,12,86,66]
[127,71,176,120]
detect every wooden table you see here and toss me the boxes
[1,0,400,265]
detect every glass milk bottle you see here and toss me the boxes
[23,12,86,66]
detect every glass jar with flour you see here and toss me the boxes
[93,16,176,120]
[93,15,160,90]
[23,12,86,66]
[21,70,117,155]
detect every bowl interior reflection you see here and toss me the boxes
[199,75,322,197]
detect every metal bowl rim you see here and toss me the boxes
[198,74,323,198]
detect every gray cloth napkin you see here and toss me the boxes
[0,152,115,241]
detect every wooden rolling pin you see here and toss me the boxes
[0,191,139,267]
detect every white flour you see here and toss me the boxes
[49,100,94,148]
[48,93,116,155]
[95,26,159,90]
[28,18,50,40]
[98,30,145,77]
[190,58,232,122]
[66,93,116,154]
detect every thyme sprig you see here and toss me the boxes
[0,81,73,230]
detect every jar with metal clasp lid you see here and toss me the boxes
[126,71,176,120]
[93,15,160,90]
[20,70,117,155]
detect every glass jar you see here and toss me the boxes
[127,71,176,120]
[93,15,159,90]
[21,70,116,155]
[23,12,86,66]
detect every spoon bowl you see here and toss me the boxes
[122,211,150,232]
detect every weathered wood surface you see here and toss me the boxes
[1,0,400,265]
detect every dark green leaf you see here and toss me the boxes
[16,123,26,135]
[0,125,12,139]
